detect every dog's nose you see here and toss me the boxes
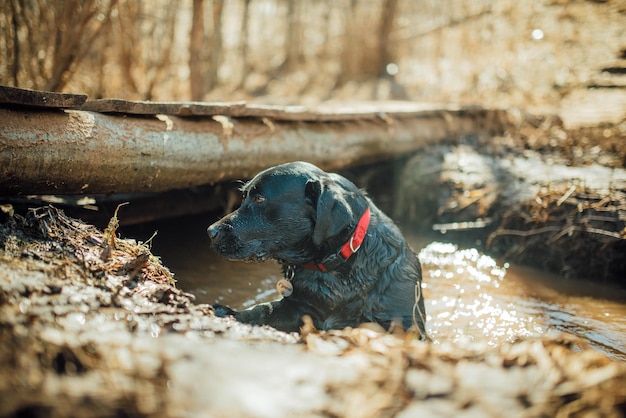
[207,224,219,240]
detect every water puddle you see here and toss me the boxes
[136,215,626,361]
[419,242,626,361]
[418,242,541,346]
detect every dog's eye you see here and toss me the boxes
[253,194,266,204]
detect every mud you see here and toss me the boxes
[1,206,625,417]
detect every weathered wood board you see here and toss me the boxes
[0,85,87,109]
[81,98,455,121]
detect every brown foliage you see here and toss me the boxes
[2,0,116,92]
[0,0,622,108]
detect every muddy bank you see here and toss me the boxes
[393,114,626,284]
[1,206,625,417]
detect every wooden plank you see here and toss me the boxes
[240,102,448,121]
[81,99,248,117]
[0,86,461,122]
[0,106,510,195]
[82,97,455,121]
[0,85,87,108]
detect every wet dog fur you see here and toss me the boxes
[207,161,426,336]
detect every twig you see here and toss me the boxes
[548,224,576,243]
[556,185,576,206]
[493,224,623,244]
[433,218,493,232]
[584,227,623,240]
[491,225,563,238]
[395,8,492,40]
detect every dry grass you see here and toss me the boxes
[488,184,626,281]
[10,205,176,287]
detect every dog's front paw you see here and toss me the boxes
[212,304,237,318]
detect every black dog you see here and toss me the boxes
[207,162,426,337]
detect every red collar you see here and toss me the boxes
[301,207,371,272]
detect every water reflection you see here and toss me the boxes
[141,215,626,360]
[420,241,626,360]
[420,242,543,347]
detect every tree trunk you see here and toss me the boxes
[117,0,140,96]
[189,0,206,101]
[8,0,19,86]
[237,0,252,87]
[0,102,509,195]
[377,0,398,77]
[145,2,178,101]
[45,0,115,92]
[206,0,224,91]
[283,0,303,73]
[338,0,360,86]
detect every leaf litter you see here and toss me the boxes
[0,205,624,417]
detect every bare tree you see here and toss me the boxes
[117,0,141,95]
[320,0,334,60]
[206,0,224,91]
[6,1,20,86]
[107,1,179,100]
[283,0,304,73]
[2,0,116,92]
[143,2,178,100]
[189,0,224,100]
[189,0,206,101]
[237,0,252,87]
[337,0,358,86]
[45,1,115,91]
[377,0,398,77]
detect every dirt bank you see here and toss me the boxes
[1,206,625,417]
[393,113,626,284]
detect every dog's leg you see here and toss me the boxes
[213,299,308,333]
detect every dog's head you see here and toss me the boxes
[207,161,369,265]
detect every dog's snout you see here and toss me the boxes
[208,219,234,242]
[207,223,220,241]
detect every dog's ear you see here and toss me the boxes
[306,179,353,247]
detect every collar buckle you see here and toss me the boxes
[349,235,361,254]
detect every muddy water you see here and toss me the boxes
[135,214,626,361]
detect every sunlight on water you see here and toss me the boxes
[419,242,544,347]
[144,214,626,360]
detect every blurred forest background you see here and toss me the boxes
[1,0,624,114]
